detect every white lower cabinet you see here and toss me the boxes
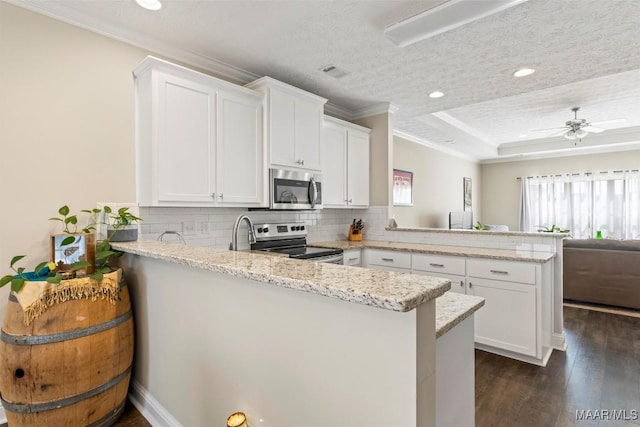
[468,277,537,357]
[364,249,552,364]
[363,249,411,272]
[342,249,362,266]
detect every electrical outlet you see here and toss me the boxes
[182,221,196,235]
[201,222,210,233]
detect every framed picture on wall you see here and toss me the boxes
[393,169,413,206]
[463,177,472,211]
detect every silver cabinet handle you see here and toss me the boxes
[469,282,473,288]
[301,159,305,165]
[429,263,444,268]
[348,198,353,203]
[490,270,509,275]
[349,257,359,261]
[381,258,394,262]
[460,280,464,287]
[219,193,224,200]
[211,193,216,199]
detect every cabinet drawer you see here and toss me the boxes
[366,249,411,270]
[467,259,536,285]
[343,249,361,266]
[412,254,465,276]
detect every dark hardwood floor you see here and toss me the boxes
[476,305,640,426]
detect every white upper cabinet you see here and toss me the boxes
[246,77,326,171]
[134,56,266,207]
[321,116,370,208]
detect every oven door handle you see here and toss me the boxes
[308,177,318,209]
[312,254,343,264]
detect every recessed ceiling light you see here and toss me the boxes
[135,0,162,11]
[513,68,535,77]
[429,91,444,98]
[519,134,527,138]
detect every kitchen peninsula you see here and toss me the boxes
[112,240,482,427]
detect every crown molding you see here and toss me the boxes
[6,0,260,84]
[324,102,357,121]
[482,141,640,164]
[393,129,479,162]
[350,103,400,120]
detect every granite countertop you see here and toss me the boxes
[386,226,569,238]
[435,293,485,339]
[310,240,555,263]
[112,240,450,313]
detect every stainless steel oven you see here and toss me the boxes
[251,222,342,264]
[270,168,322,210]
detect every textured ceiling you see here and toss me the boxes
[12,0,640,160]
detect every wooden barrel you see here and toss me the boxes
[0,272,134,426]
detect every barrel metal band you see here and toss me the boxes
[86,397,126,427]
[0,310,132,345]
[0,365,132,414]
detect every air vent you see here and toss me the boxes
[320,64,349,79]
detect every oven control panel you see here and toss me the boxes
[253,222,307,240]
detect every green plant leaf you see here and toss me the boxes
[48,217,63,222]
[71,261,91,271]
[0,275,14,288]
[59,205,70,216]
[10,255,26,268]
[103,206,112,214]
[89,272,104,281]
[46,274,62,284]
[96,250,117,261]
[65,215,78,225]
[17,267,25,275]
[60,235,77,246]
[34,262,49,276]
[11,278,25,293]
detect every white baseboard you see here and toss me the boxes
[0,402,6,424]
[128,379,183,427]
[551,333,567,351]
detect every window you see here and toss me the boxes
[520,171,640,239]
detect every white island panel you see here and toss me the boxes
[121,254,437,427]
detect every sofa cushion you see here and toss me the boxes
[563,238,640,252]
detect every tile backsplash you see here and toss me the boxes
[139,205,559,253]
[139,206,378,250]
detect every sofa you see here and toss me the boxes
[563,239,640,310]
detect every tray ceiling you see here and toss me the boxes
[10,0,640,161]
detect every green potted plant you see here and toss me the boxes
[537,224,570,233]
[104,206,142,242]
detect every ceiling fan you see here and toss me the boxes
[532,107,625,141]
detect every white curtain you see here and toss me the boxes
[519,171,640,239]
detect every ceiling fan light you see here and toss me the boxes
[135,0,162,11]
[564,130,576,140]
[575,128,588,139]
[513,68,535,77]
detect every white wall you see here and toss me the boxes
[392,136,481,228]
[480,149,640,231]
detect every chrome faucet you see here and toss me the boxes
[229,214,256,251]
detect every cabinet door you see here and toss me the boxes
[347,130,370,208]
[217,90,265,206]
[343,249,361,266]
[294,99,322,170]
[155,72,216,203]
[269,90,296,167]
[321,124,348,207]
[468,277,537,356]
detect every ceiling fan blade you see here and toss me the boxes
[583,125,605,133]
[547,128,569,137]
[530,126,568,132]
[589,118,626,126]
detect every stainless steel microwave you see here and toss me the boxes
[269,168,322,210]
